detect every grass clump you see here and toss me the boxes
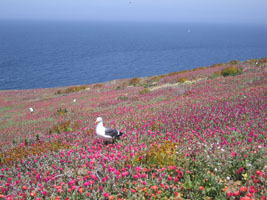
[221,66,241,77]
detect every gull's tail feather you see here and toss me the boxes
[115,131,124,140]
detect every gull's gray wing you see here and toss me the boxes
[104,127,119,137]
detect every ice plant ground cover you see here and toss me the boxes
[0,58,266,199]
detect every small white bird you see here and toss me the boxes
[29,107,34,113]
[73,99,77,103]
[95,117,124,144]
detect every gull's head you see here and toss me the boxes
[95,117,103,125]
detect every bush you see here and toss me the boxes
[227,60,240,65]
[221,66,240,77]
[132,141,179,168]
[93,83,104,89]
[57,108,68,116]
[50,121,72,133]
[258,57,267,64]
[129,78,140,86]
[56,85,88,94]
[210,63,223,68]
[139,88,150,95]
[210,71,221,79]
[177,77,187,83]
[168,70,187,76]
[0,141,70,166]
[148,75,164,83]
[117,96,128,101]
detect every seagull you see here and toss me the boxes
[95,117,124,144]
[29,107,34,113]
[73,99,77,103]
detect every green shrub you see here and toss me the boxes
[221,66,240,77]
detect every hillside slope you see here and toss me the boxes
[0,58,266,199]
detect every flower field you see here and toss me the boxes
[0,58,266,200]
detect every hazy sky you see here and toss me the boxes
[1,0,267,24]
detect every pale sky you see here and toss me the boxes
[0,0,267,24]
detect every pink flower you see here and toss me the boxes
[130,189,136,194]
[103,192,109,198]
[121,172,129,177]
[90,174,97,181]
[168,166,176,170]
[255,170,262,176]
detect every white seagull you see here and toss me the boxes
[95,117,124,144]
[29,107,34,113]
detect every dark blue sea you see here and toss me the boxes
[0,21,267,90]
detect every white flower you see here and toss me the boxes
[221,148,225,152]
[246,163,252,167]
[214,168,218,172]
[226,176,230,180]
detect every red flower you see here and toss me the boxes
[30,192,36,197]
[103,192,109,198]
[226,191,232,197]
[240,186,247,192]
[255,170,262,176]
[233,191,240,196]
[240,197,251,200]
[199,186,204,191]
[78,187,83,193]
[130,189,136,194]
[151,185,158,191]
[253,179,259,183]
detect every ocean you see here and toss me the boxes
[0,21,266,90]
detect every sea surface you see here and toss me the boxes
[0,21,267,90]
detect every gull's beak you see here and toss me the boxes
[94,120,98,125]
